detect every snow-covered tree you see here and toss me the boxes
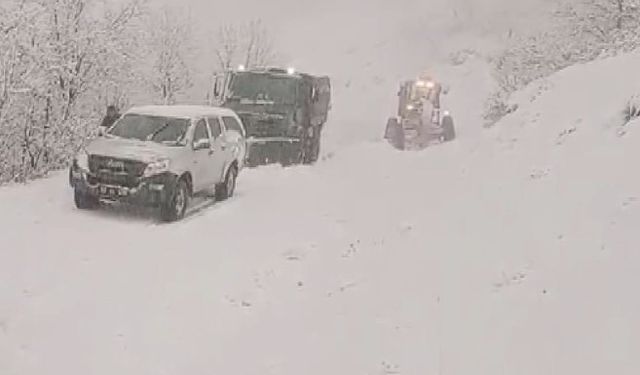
[485,0,640,126]
[146,7,194,105]
[0,0,146,182]
[243,19,276,69]
[213,18,277,72]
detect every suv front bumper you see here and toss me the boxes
[69,165,177,207]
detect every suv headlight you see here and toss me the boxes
[74,150,89,171]
[143,159,170,177]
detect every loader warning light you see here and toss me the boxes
[416,80,435,89]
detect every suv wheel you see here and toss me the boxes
[216,165,237,201]
[74,188,99,209]
[160,178,189,222]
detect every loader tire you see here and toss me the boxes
[442,115,456,142]
[386,118,405,150]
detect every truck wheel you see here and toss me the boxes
[74,188,99,210]
[216,165,237,201]
[303,135,321,164]
[442,115,456,141]
[160,178,189,222]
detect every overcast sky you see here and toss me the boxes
[144,0,560,62]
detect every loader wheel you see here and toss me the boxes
[384,118,397,139]
[385,118,405,150]
[442,115,456,142]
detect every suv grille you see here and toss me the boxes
[88,155,147,188]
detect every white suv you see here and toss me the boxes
[69,105,247,221]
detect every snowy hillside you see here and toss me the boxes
[2,43,640,375]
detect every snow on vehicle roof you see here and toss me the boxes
[126,105,236,119]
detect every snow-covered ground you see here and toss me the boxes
[2,47,640,374]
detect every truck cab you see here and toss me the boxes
[211,67,331,167]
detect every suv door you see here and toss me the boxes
[206,116,228,184]
[191,119,215,192]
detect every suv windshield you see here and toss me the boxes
[108,114,189,145]
[229,73,297,104]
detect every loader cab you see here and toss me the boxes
[397,80,442,118]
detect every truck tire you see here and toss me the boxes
[442,115,456,142]
[160,178,189,222]
[216,165,237,201]
[303,135,321,164]
[74,188,99,210]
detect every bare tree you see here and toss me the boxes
[215,24,239,72]
[213,18,276,73]
[147,7,193,105]
[243,19,275,69]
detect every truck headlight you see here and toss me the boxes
[74,150,89,171]
[143,159,170,177]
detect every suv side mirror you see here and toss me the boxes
[193,138,210,150]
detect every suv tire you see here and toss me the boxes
[160,178,189,222]
[216,165,237,201]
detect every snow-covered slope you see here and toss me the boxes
[2,49,640,374]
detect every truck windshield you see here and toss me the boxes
[229,73,297,104]
[108,114,189,146]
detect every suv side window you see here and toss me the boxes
[208,117,222,139]
[193,119,209,144]
[222,116,245,136]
